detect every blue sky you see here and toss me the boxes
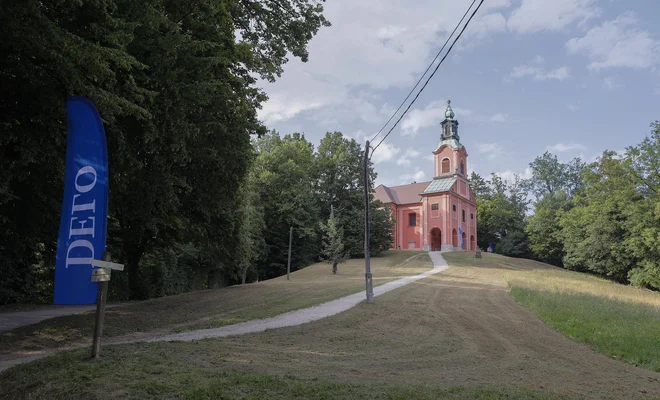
[257,0,660,187]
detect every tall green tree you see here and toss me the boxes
[525,153,585,266]
[475,173,528,251]
[625,122,660,289]
[0,0,148,303]
[526,192,572,266]
[559,152,640,282]
[314,132,368,256]
[370,200,395,256]
[527,152,585,200]
[252,131,320,280]
[0,0,330,303]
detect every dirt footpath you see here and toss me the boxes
[201,261,660,399]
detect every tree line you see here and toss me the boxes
[471,122,660,291]
[0,0,391,304]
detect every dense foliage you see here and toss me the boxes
[249,131,394,281]
[473,122,660,291]
[0,0,338,303]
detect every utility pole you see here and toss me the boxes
[363,141,374,304]
[287,226,293,280]
[242,203,251,285]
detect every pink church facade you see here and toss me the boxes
[375,100,477,251]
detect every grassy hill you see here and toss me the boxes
[2,251,660,400]
[443,251,660,372]
[0,251,429,359]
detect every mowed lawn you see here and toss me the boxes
[0,251,429,359]
[3,251,660,399]
[443,251,660,372]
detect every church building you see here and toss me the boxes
[375,100,477,251]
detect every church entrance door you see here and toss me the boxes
[430,228,442,251]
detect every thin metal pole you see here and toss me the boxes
[242,203,251,285]
[287,226,293,280]
[91,252,110,359]
[363,141,374,304]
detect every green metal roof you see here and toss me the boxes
[421,177,456,194]
[434,138,463,152]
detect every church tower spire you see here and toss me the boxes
[440,99,460,141]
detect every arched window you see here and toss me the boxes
[460,160,465,175]
[441,158,450,174]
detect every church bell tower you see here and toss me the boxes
[440,99,460,141]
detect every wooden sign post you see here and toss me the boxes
[91,252,124,358]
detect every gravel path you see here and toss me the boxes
[148,251,449,343]
[0,252,446,372]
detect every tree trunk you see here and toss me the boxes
[332,262,338,275]
[241,263,249,284]
[124,244,146,300]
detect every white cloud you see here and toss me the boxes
[260,97,324,124]
[603,77,621,90]
[489,113,509,122]
[547,142,586,153]
[371,142,400,164]
[397,148,422,166]
[533,55,545,64]
[257,0,510,126]
[476,142,506,160]
[509,65,570,81]
[463,13,507,44]
[567,104,579,112]
[348,130,371,144]
[399,168,426,184]
[566,12,660,70]
[377,25,407,41]
[400,101,475,136]
[401,101,445,136]
[508,0,599,34]
[482,0,512,10]
[496,167,533,184]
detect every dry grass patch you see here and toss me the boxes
[4,259,660,399]
[444,251,660,372]
[0,251,429,358]
[506,268,660,308]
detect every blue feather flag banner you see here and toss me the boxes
[53,97,109,305]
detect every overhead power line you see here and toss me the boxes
[369,0,478,144]
[370,0,485,156]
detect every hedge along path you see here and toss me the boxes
[146,251,449,343]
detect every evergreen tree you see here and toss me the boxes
[320,210,348,274]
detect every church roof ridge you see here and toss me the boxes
[380,180,432,189]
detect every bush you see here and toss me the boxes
[496,231,531,258]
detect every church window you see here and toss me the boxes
[408,213,416,226]
[441,158,450,174]
[460,160,465,175]
[462,209,466,222]
[471,213,474,220]
[431,203,439,210]
[452,204,456,212]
